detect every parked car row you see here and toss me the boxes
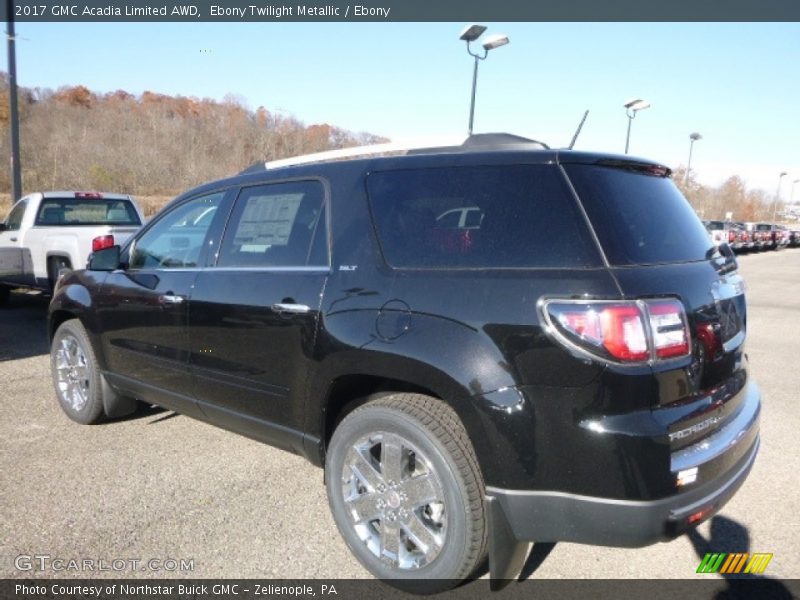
[703,220,800,253]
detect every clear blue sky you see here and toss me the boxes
[8,22,800,198]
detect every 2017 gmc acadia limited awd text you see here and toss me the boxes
[48,134,760,592]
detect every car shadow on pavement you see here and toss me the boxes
[0,291,50,361]
[146,410,180,424]
[688,515,793,599]
[462,541,556,588]
[97,403,169,425]
[518,542,557,580]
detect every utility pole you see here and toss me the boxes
[7,0,23,201]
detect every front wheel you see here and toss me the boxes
[50,319,105,424]
[325,394,487,593]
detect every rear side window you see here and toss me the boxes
[35,198,141,226]
[563,164,713,266]
[217,181,327,268]
[367,165,602,269]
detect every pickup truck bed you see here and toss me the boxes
[0,191,144,299]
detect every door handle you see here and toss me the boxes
[10,237,17,242]
[271,302,310,314]
[160,293,185,305]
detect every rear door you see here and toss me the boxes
[188,180,329,450]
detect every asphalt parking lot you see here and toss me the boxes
[1,250,798,587]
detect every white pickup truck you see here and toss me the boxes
[0,191,144,304]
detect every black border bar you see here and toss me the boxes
[3,0,800,22]
[3,579,799,600]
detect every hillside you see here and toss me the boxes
[0,73,386,213]
[0,74,786,223]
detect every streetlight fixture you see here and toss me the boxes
[685,132,702,184]
[773,171,787,222]
[460,24,509,136]
[623,97,651,154]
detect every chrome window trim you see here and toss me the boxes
[124,266,330,274]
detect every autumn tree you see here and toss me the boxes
[0,74,388,198]
[0,73,783,225]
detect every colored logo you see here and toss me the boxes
[697,552,773,574]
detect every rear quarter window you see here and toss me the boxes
[367,165,603,269]
[563,163,713,266]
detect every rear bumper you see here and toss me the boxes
[486,430,759,548]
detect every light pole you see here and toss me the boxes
[6,0,23,201]
[773,171,787,222]
[623,98,650,154]
[685,132,702,184]
[791,179,799,204]
[460,24,509,136]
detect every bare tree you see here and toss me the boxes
[0,76,388,199]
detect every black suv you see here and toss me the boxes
[48,134,760,591]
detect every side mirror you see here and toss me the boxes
[88,245,121,271]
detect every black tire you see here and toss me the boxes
[50,319,105,424]
[325,393,487,593]
[47,256,72,292]
[0,285,10,307]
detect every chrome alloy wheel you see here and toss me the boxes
[54,334,91,412]
[341,432,447,570]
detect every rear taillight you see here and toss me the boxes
[728,230,736,243]
[92,235,115,252]
[543,298,690,364]
[648,300,690,358]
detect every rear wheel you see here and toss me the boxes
[50,319,105,424]
[325,393,487,593]
[47,256,72,292]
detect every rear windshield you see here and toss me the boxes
[35,198,141,227]
[367,165,603,269]
[563,164,713,265]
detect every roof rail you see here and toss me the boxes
[253,132,550,172]
[263,136,468,170]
